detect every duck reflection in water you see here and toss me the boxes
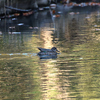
[37,47,60,59]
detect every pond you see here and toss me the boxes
[0,6,100,100]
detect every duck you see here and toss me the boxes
[37,47,59,56]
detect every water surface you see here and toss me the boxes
[0,6,100,100]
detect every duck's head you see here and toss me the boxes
[51,47,59,52]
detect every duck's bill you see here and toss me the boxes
[56,49,60,52]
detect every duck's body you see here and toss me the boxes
[38,50,58,55]
[37,47,59,59]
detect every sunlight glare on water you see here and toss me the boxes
[0,6,100,100]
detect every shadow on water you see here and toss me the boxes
[0,6,100,99]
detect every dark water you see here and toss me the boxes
[0,6,100,100]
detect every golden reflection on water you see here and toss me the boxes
[39,27,60,99]
[39,60,73,100]
[39,60,59,99]
[40,27,54,48]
